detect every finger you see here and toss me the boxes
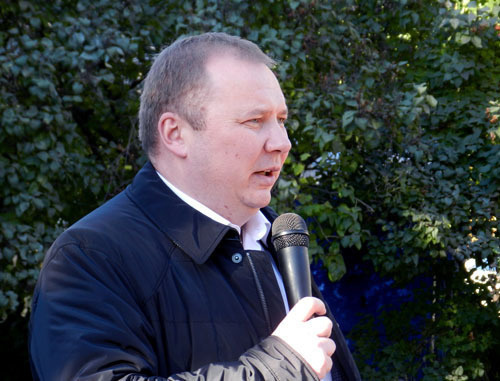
[286,297,326,322]
[311,345,333,379]
[320,337,336,357]
[320,355,333,378]
[305,316,333,338]
[314,340,335,379]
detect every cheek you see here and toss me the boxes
[219,131,264,164]
[281,151,289,163]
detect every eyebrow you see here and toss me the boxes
[242,107,288,118]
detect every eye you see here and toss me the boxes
[243,118,262,128]
[278,117,287,127]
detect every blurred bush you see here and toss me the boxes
[0,0,498,379]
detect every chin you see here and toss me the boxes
[244,193,272,211]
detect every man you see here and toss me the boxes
[29,33,361,380]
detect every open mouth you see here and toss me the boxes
[257,170,274,177]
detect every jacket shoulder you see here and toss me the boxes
[41,189,175,302]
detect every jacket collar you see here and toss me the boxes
[125,162,277,264]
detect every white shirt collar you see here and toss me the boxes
[241,210,271,250]
[156,171,271,249]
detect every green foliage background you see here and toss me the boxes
[1,0,499,379]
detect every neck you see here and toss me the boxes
[154,162,256,227]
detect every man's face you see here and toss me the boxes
[182,55,291,225]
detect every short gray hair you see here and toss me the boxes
[138,32,276,158]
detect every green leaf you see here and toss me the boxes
[293,163,305,175]
[425,95,438,108]
[326,252,346,282]
[342,110,356,128]
[300,153,310,161]
[471,36,482,48]
[72,82,84,94]
[449,18,460,29]
[354,117,368,130]
[16,202,30,216]
[74,32,85,45]
[457,34,471,45]
[414,83,427,95]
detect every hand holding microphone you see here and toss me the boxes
[270,213,336,379]
[272,297,335,379]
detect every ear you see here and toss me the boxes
[157,112,188,158]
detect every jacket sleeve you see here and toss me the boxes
[29,242,318,381]
[153,336,318,381]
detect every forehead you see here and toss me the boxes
[204,55,287,114]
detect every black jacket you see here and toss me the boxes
[29,162,361,380]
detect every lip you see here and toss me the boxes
[254,165,281,175]
[252,167,281,186]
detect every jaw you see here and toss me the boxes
[240,187,273,211]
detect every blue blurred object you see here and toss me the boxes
[312,255,415,347]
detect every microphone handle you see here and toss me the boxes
[277,245,312,308]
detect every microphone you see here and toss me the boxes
[271,213,311,308]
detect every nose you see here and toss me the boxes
[264,122,292,154]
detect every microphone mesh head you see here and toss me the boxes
[271,213,309,250]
